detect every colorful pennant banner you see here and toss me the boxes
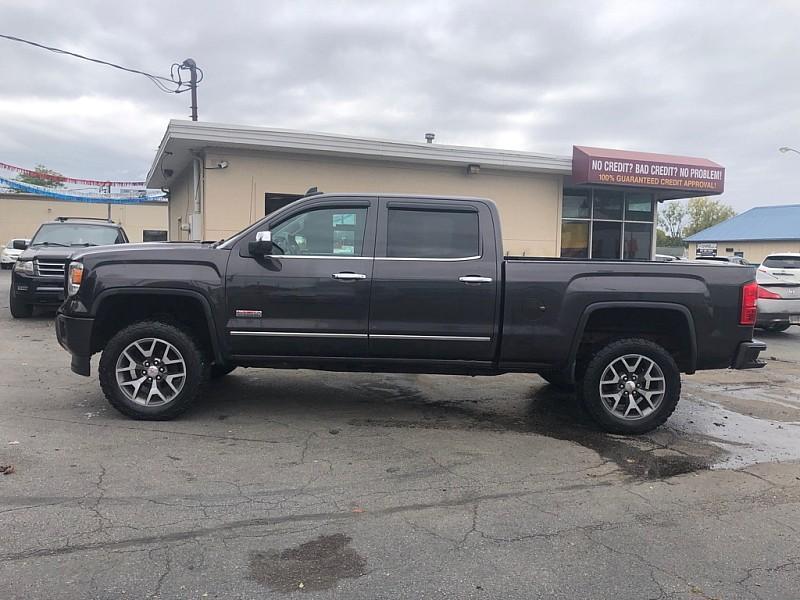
[0,161,146,187]
[0,176,166,204]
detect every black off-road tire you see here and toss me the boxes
[579,338,681,435]
[210,364,237,379]
[538,369,575,391]
[9,287,33,318]
[99,320,208,420]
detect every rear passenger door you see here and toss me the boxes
[368,198,499,361]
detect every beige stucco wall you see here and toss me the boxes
[688,240,800,264]
[167,168,193,241]
[0,193,168,244]
[180,148,563,256]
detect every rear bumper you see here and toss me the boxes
[56,312,94,376]
[732,340,767,369]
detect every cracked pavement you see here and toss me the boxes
[0,270,799,599]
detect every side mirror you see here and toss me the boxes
[13,240,29,250]
[248,230,273,256]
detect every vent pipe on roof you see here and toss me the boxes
[425,133,435,144]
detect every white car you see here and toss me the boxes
[756,253,800,331]
[0,238,30,269]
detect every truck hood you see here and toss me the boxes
[72,242,214,262]
[19,246,80,262]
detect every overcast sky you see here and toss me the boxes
[1,0,798,210]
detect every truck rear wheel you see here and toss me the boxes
[99,320,208,420]
[578,338,681,434]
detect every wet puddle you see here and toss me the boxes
[346,376,800,480]
[249,533,366,592]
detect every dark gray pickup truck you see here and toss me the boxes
[56,193,765,433]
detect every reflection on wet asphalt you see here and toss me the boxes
[207,355,800,482]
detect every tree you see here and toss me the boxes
[14,164,65,192]
[658,201,686,239]
[684,197,736,237]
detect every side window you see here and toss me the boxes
[386,208,480,259]
[271,207,368,256]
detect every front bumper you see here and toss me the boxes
[56,312,94,376]
[732,340,767,369]
[12,273,65,304]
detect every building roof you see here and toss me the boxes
[685,204,800,242]
[146,120,573,188]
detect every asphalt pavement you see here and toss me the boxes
[0,269,798,599]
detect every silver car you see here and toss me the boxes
[0,238,30,269]
[756,253,800,331]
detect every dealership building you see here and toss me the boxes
[146,120,725,259]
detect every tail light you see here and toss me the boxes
[757,286,781,300]
[740,281,758,326]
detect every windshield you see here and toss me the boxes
[763,256,800,269]
[31,223,124,247]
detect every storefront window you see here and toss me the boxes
[561,187,654,260]
[562,189,591,219]
[625,193,654,221]
[561,220,589,258]
[593,190,624,220]
[592,221,622,259]
[623,222,652,260]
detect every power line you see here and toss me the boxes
[0,33,200,95]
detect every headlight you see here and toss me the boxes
[68,262,84,296]
[13,260,34,275]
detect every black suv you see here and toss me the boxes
[10,217,128,318]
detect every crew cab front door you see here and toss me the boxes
[368,198,499,361]
[226,197,376,358]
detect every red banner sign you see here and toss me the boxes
[572,146,724,194]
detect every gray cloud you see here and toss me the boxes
[1,0,798,209]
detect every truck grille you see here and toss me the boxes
[36,260,66,278]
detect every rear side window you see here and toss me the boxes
[386,208,480,259]
[763,256,800,269]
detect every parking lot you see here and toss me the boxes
[1,269,798,599]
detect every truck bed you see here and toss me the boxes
[499,257,757,372]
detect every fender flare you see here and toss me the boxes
[91,287,224,364]
[567,301,697,379]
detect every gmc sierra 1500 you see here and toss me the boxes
[56,193,765,433]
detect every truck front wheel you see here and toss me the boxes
[578,338,681,435]
[99,321,208,420]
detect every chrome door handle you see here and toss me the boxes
[459,276,493,283]
[332,272,367,280]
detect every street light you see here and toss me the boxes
[779,146,800,155]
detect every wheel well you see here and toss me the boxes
[92,294,214,358]
[575,307,694,375]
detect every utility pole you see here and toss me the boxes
[182,58,199,121]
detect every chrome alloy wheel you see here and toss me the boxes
[115,338,187,407]
[598,354,665,421]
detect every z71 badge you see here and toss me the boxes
[235,310,262,318]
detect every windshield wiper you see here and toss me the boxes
[32,241,69,247]
[72,242,100,247]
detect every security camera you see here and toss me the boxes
[216,160,229,169]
